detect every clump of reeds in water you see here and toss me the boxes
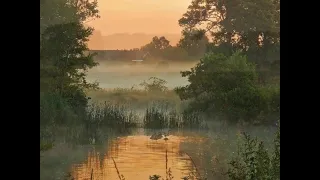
[168,110,181,128]
[144,105,168,129]
[85,101,138,129]
[144,103,207,129]
[182,112,203,127]
[85,101,207,130]
[143,102,182,129]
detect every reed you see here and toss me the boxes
[112,157,125,180]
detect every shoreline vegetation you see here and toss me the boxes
[40,0,279,179]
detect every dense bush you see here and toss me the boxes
[40,92,78,126]
[40,0,99,126]
[175,51,279,124]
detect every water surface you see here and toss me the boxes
[71,134,203,180]
[40,126,276,180]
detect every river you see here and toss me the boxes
[40,126,276,180]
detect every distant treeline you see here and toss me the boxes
[90,48,198,62]
[90,49,148,61]
[90,34,209,62]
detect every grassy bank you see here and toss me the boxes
[87,88,180,107]
[40,88,206,144]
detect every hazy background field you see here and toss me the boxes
[87,61,196,89]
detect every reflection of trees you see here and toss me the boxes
[71,150,104,180]
[71,135,201,180]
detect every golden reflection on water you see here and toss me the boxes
[71,135,202,180]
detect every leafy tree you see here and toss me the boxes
[178,0,280,63]
[175,51,270,123]
[177,29,209,58]
[141,36,171,57]
[40,0,99,36]
[175,0,280,123]
[160,46,189,61]
[40,0,99,113]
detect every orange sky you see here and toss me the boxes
[87,0,192,35]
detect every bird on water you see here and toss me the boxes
[150,130,170,141]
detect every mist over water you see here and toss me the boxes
[70,133,201,180]
[87,61,196,89]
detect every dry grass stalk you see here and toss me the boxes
[111,157,124,180]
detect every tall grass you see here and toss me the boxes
[41,93,207,151]
[40,93,139,152]
[144,105,170,128]
[85,102,138,129]
[143,103,207,129]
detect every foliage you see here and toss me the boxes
[177,29,209,57]
[142,36,171,51]
[175,0,280,124]
[141,36,171,58]
[140,77,169,92]
[40,141,54,152]
[40,0,100,153]
[40,92,78,126]
[40,0,99,119]
[179,0,280,64]
[140,36,202,61]
[40,21,98,110]
[160,46,190,61]
[92,33,206,62]
[227,123,280,180]
[175,51,279,123]
[257,85,280,122]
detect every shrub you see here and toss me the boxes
[227,122,280,180]
[175,51,278,124]
[140,77,168,92]
[40,92,78,126]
